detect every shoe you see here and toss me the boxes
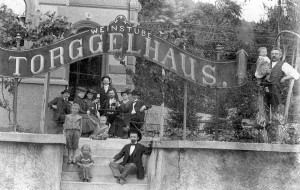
[119,178,126,185]
[116,178,120,184]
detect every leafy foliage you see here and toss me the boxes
[0,5,72,49]
[0,5,72,129]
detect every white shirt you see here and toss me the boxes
[129,144,136,155]
[104,85,109,93]
[109,98,115,105]
[131,101,137,114]
[255,61,300,80]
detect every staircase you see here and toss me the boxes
[60,138,150,190]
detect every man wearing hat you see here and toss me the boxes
[127,90,151,140]
[99,75,118,115]
[48,89,71,134]
[109,131,153,185]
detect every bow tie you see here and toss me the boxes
[131,144,136,146]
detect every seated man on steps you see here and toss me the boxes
[109,131,153,185]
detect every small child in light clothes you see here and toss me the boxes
[75,144,94,182]
[63,103,82,164]
[255,47,271,86]
[89,116,109,140]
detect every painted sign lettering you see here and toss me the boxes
[0,15,247,88]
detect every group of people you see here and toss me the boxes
[67,131,152,184]
[48,75,153,183]
[48,75,151,139]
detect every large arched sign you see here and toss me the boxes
[0,15,247,88]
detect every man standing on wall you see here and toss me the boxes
[109,131,152,185]
[265,47,299,114]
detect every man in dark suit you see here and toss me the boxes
[126,90,151,140]
[102,89,120,135]
[98,75,118,115]
[48,89,71,134]
[109,131,152,185]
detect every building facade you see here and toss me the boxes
[0,0,141,132]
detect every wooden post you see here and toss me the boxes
[183,81,188,140]
[12,79,18,132]
[39,72,50,133]
[159,68,165,139]
[214,88,219,140]
[13,33,22,132]
[214,44,222,140]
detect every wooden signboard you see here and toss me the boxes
[0,15,247,88]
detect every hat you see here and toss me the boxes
[87,88,97,94]
[121,88,131,95]
[131,90,141,96]
[61,89,71,94]
[101,75,111,81]
[76,86,87,92]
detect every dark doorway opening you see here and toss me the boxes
[69,56,102,100]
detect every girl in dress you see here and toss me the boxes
[75,144,94,182]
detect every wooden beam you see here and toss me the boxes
[39,72,50,134]
[284,40,299,123]
[183,81,188,140]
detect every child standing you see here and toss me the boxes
[89,116,109,140]
[75,144,94,182]
[63,103,82,164]
[255,47,271,85]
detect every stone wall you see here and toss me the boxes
[147,141,300,190]
[0,132,65,190]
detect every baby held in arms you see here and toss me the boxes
[255,47,271,86]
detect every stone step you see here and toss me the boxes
[63,163,111,174]
[61,172,148,183]
[60,181,149,190]
[63,155,115,165]
[78,138,130,150]
[63,148,121,158]
[77,137,153,150]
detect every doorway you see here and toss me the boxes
[69,56,102,100]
